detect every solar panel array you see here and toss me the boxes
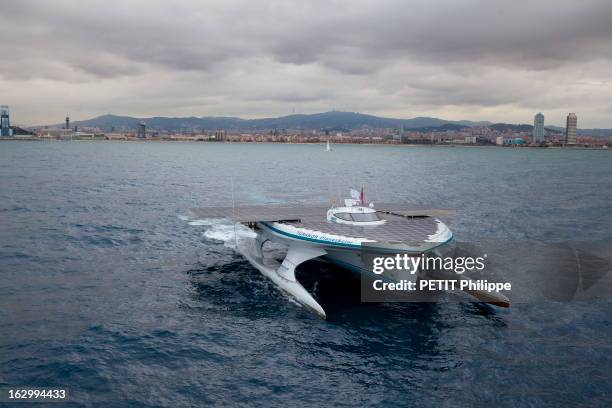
[282,213,439,245]
[190,203,450,247]
[190,205,329,222]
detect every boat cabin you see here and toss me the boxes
[327,199,386,226]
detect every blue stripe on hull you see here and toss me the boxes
[260,221,454,253]
[260,222,362,248]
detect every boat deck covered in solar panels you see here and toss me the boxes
[190,204,453,251]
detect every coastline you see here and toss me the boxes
[0,137,608,149]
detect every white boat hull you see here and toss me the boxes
[236,232,328,318]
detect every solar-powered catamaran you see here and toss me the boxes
[191,188,509,318]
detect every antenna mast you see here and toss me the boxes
[231,177,237,249]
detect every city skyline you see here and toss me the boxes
[1,1,612,127]
[4,104,608,146]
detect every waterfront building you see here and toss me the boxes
[137,121,146,138]
[1,105,12,136]
[65,115,70,129]
[533,112,544,143]
[37,128,74,139]
[565,113,577,145]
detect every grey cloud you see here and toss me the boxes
[1,0,612,126]
[247,1,612,73]
[4,0,612,79]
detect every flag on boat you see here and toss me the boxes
[350,187,365,205]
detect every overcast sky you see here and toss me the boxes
[2,0,612,127]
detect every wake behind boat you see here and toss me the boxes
[191,188,509,318]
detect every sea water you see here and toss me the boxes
[1,141,611,407]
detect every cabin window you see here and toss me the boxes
[334,213,353,221]
[351,213,380,222]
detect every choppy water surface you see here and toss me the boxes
[1,142,611,407]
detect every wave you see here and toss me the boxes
[203,224,257,249]
[188,219,219,226]
[184,217,256,249]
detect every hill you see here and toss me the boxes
[68,111,488,132]
[406,123,470,132]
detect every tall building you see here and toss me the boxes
[565,113,577,145]
[137,121,146,138]
[65,115,70,129]
[533,112,544,143]
[0,105,12,136]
